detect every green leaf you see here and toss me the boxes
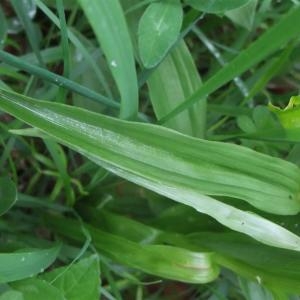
[138,0,183,68]
[160,5,300,124]
[225,0,258,30]
[0,5,7,49]
[74,207,300,294]
[147,40,206,137]
[0,176,17,216]
[77,0,138,119]
[187,232,300,293]
[1,89,300,251]
[10,0,43,65]
[11,278,64,300]
[185,0,251,13]
[0,245,60,283]
[40,255,100,300]
[47,216,219,284]
[0,291,23,300]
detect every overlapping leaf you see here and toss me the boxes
[78,0,138,119]
[138,0,183,68]
[1,89,300,251]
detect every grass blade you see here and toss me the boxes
[78,0,138,119]
[159,5,300,124]
[0,50,118,109]
[147,40,206,137]
[10,0,44,66]
[35,0,113,98]
[0,176,17,216]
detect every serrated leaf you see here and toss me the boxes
[0,176,17,216]
[185,0,251,13]
[138,0,183,68]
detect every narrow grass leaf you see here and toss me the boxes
[0,50,118,109]
[159,5,300,124]
[0,245,60,283]
[1,90,300,250]
[0,176,17,216]
[185,0,251,13]
[147,40,206,137]
[35,0,113,98]
[78,0,138,119]
[0,5,7,49]
[43,140,74,205]
[138,0,183,68]
[10,0,43,66]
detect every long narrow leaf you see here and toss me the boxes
[78,0,138,119]
[1,89,300,251]
[159,5,300,124]
[147,40,206,137]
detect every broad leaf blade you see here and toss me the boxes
[138,0,183,68]
[11,278,64,300]
[1,89,300,251]
[77,0,138,119]
[0,245,60,283]
[0,176,17,216]
[40,255,100,300]
[47,215,219,284]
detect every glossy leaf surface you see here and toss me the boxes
[0,89,300,251]
[138,0,183,68]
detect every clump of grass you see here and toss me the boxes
[1,1,300,299]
